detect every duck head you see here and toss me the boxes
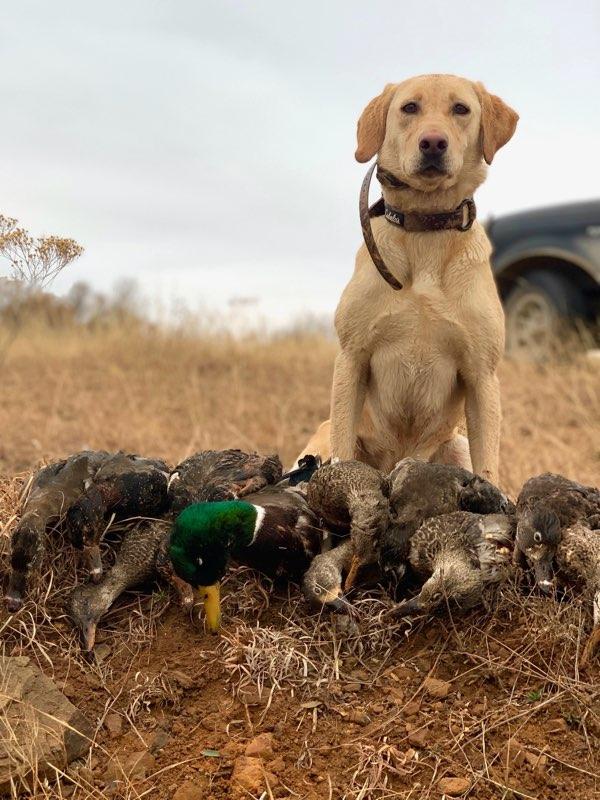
[302,554,356,616]
[168,500,265,633]
[515,507,561,592]
[391,560,481,618]
[460,476,512,515]
[70,583,112,651]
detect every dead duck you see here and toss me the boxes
[302,538,355,614]
[515,473,600,587]
[66,453,170,583]
[168,449,283,512]
[306,460,390,590]
[388,511,515,619]
[302,537,383,616]
[380,459,512,574]
[515,512,600,665]
[6,451,111,611]
[69,519,194,651]
[168,485,323,632]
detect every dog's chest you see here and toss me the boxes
[365,282,466,425]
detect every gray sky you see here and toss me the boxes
[1,0,599,325]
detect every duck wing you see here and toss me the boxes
[234,487,322,579]
[168,449,282,511]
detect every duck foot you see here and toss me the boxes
[84,545,103,584]
[155,553,194,608]
[580,625,600,669]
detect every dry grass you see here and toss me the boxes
[0,318,599,799]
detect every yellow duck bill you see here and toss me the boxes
[199,583,221,633]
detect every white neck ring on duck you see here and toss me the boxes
[250,505,266,543]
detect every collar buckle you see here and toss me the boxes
[457,198,476,231]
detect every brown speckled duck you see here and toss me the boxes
[69,519,194,651]
[306,460,391,590]
[167,449,283,512]
[389,511,515,619]
[380,459,512,575]
[66,453,171,583]
[6,451,110,611]
[515,473,600,588]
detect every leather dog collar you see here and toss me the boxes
[359,162,477,291]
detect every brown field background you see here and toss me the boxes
[1,317,599,800]
[1,319,598,493]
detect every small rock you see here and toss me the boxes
[407,724,429,748]
[525,750,548,774]
[545,717,568,734]
[244,733,274,758]
[348,710,370,726]
[104,713,122,738]
[0,655,93,794]
[221,741,244,758]
[173,782,204,800]
[370,704,385,714]
[505,738,527,768]
[105,751,156,782]
[423,677,451,699]
[168,670,194,689]
[231,756,277,793]
[150,728,171,754]
[438,776,470,796]
[403,701,421,717]
[269,756,286,773]
[77,766,94,785]
[94,644,112,663]
[343,682,362,693]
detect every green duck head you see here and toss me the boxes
[169,500,265,632]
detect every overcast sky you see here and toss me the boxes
[1,0,599,325]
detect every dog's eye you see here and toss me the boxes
[401,102,419,114]
[453,103,470,115]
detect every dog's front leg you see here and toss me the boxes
[330,350,368,462]
[464,371,501,484]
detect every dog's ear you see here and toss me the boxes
[475,83,519,165]
[355,84,397,163]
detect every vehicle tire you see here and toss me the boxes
[503,269,588,360]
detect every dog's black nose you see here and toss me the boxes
[419,133,448,153]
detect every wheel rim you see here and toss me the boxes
[506,291,557,358]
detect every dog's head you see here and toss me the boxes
[355,74,518,197]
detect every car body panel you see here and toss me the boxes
[487,199,600,284]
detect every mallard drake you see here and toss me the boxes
[168,486,323,631]
[69,519,193,651]
[380,459,512,574]
[6,450,111,611]
[168,449,283,512]
[388,511,515,618]
[306,460,390,590]
[515,473,600,587]
[66,453,170,583]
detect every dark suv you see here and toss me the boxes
[487,199,600,357]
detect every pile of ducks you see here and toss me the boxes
[3,449,600,664]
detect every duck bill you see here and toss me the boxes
[532,559,555,593]
[199,583,221,633]
[328,595,359,618]
[390,596,424,618]
[344,556,362,591]
[82,621,98,652]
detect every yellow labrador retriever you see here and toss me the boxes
[298,74,518,483]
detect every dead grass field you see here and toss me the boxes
[0,320,599,799]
